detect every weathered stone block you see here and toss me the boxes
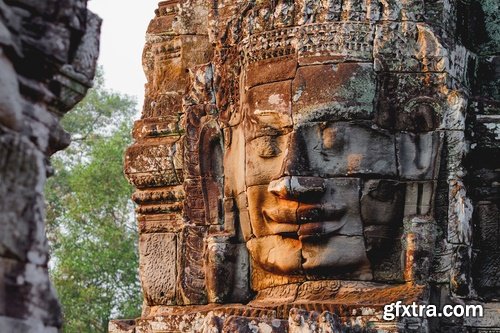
[109,320,136,333]
[297,22,374,64]
[139,233,177,306]
[292,63,375,123]
[397,132,444,180]
[245,56,297,89]
[464,302,500,328]
[125,140,183,189]
[245,133,290,187]
[246,184,298,238]
[0,52,22,130]
[447,180,473,245]
[472,203,500,300]
[301,122,397,178]
[374,22,446,73]
[0,316,57,333]
[229,243,251,303]
[174,2,212,36]
[0,133,48,264]
[403,216,438,283]
[236,192,254,241]
[302,235,372,280]
[222,316,288,333]
[137,213,184,234]
[223,124,247,196]
[0,258,61,327]
[142,93,183,119]
[361,179,405,226]
[205,234,235,303]
[450,244,472,297]
[247,235,302,276]
[375,73,450,132]
[185,64,216,107]
[404,182,436,216]
[245,80,292,136]
[370,237,405,283]
[178,226,208,305]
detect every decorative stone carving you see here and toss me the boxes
[117,0,500,332]
[140,233,177,305]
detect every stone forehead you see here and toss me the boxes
[240,60,461,132]
[244,63,377,124]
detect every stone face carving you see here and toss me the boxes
[118,0,499,332]
[0,0,101,331]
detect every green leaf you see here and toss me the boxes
[46,67,142,333]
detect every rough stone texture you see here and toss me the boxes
[0,0,101,331]
[118,0,499,332]
[140,233,177,306]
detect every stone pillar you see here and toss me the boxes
[124,0,214,311]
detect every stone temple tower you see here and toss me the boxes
[114,0,499,332]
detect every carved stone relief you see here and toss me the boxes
[116,0,500,332]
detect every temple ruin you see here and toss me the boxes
[1,0,499,332]
[116,0,500,332]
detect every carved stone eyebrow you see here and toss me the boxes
[254,110,282,116]
[252,126,284,138]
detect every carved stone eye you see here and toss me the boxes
[254,136,281,158]
[319,125,346,153]
[322,127,336,150]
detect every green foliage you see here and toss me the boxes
[46,69,142,333]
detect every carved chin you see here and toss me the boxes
[302,236,373,280]
[247,236,302,275]
[247,235,372,279]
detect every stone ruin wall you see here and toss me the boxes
[0,0,100,332]
[117,0,499,332]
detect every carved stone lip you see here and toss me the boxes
[262,209,300,234]
[263,205,347,239]
[297,204,347,222]
[297,221,347,241]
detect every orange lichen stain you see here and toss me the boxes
[423,72,432,86]
[347,154,363,173]
[322,127,337,150]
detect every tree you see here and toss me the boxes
[45,69,142,332]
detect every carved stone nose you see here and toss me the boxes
[268,176,326,200]
[281,130,310,176]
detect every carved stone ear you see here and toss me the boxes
[205,233,235,303]
[204,232,251,304]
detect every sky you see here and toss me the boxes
[87,1,160,111]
